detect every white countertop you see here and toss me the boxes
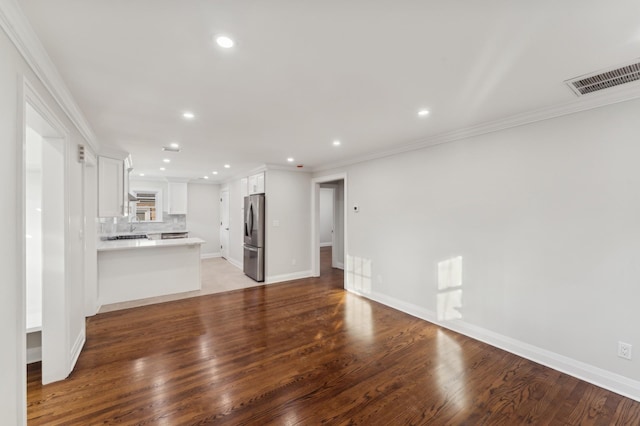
[98,230,189,238]
[97,237,205,252]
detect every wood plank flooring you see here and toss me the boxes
[28,248,640,425]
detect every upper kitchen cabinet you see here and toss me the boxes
[248,172,265,195]
[98,156,129,217]
[240,177,248,199]
[167,182,188,214]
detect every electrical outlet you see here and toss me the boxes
[618,341,632,360]
[291,258,297,266]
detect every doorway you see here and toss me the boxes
[220,190,230,259]
[311,174,347,282]
[24,100,69,385]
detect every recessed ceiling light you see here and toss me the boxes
[170,142,180,149]
[203,176,209,179]
[163,159,171,163]
[287,157,294,162]
[216,35,234,49]
[183,112,195,119]
[418,109,430,117]
[224,164,230,168]
[212,171,218,175]
[160,167,166,171]
[139,173,145,177]
[333,140,341,146]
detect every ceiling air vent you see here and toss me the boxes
[565,60,640,96]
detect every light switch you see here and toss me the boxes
[273,219,280,227]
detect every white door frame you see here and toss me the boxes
[18,77,72,423]
[83,149,98,316]
[310,173,347,279]
[220,189,230,259]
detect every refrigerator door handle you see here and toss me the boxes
[244,245,259,252]
[244,202,252,237]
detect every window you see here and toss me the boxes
[130,189,163,222]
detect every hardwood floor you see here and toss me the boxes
[28,248,640,425]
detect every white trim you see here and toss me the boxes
[0,0,99,152]
[26,346,41,364]
[312,84,640,173]
[98,147,129,161]
[347,287,640,403]
[23,78,69,136]
[319,242,333,247]
[264,163,310,172]
[22,77,73,388]
[222,164,268,185]
[18,76,73,423]
[69,330,85,373]
[219,189,230,260]
[335,261,344,270]
[16,67,27,426]
[226,256,243,270]
[201,252,222,259]
[311,173,348,281]
[84,147,97,167]
[266,270,313,284]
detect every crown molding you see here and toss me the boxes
[0,0,99,152]
[98,147,129,161]
[312,83,640,173]
[264,163,309,173]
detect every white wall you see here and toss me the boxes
[0,29,23,423]
[319,188,334,246]
[0,19,89,422]
[265,169,312,282]
[187,183,220,257]
[315,98,640,400]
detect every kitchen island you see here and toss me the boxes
[97,237,205,305]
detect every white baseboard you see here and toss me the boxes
[226,257,243,270]
[266,270,312,284]
[334,261,344,270]
[69,330,86,373]
[201,252,222,259]
[320,242,333,247]
[346,286,640,403]
[27,346,41,364]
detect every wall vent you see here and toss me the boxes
[565,60,640,96]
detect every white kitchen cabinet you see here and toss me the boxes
[98,156,125,217]
[240,177,248,199]
[248,172,265,194]
[168,182,188,214]
[123,157,131,215]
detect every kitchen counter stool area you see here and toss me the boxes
[97,238,205,305]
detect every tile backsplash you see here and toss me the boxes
[99,212,187,235]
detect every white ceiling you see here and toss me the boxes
[18,0,640,182]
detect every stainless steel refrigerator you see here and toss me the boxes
[243,194,265,281]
